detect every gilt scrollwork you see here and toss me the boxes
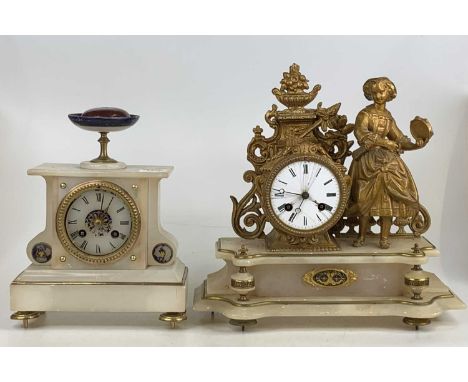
[394,216,412,235]
[409,204,431,237]
[335,205,430,239]
[231,63,355,248]
[230,170,267,239]
[246,125,279,169]
[265,104,279,128]
[247,135,269,167]
[330,218,347,237]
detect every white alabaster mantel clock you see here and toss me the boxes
[193,64,465,330]
[10,107,187,328]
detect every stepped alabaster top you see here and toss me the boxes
[27,163,173,178]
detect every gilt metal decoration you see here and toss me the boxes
[303,268,358,288]
[347,77,432,249]
[194,64,465,331]
[231,64,354,250]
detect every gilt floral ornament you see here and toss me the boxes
[279,63,309,93]
[272,63,321,108]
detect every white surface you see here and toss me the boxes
[24,164,178,271]
[28,163,173,178]
[11,261,187,313]
[194,237,465,320]
[12,261,186,284]
[0,36,467,345]
[1,224,468,346]
[79,160,127,170]
[216,236,439,265]
[194,272,464,320]
[25,174,168,270]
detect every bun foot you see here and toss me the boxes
[159,312,187,329]
[10,311,44,329]
[229,319,257,332]
[403,317,431,330]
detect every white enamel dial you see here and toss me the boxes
[269,160,341,231]
[64,188,132,256]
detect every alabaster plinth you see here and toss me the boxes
[11,259,187,313]
[193,236,465,328]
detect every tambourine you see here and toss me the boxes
[410,116,433,143]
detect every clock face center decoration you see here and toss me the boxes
[65,187,132,256]
[57,180,141,263]
[85,210,112,235]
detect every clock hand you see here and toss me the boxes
[303,163,314,192]
[311,199,333,212]
[301,162,305,192]
[104,196,114,212]
[277,196,302,215]
[287,197,308,223]
[295,198,305,213]
[304,164,312,191]
[307,166,322,191]
[273,188,302,196]
[285,191,302,196]
[100,195,104,210]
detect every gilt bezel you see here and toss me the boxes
[56,180,141,264]
[264,153,348,237]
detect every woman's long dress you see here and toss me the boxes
[348,105,419,218]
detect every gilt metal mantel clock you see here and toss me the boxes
[10,107,187,328]
[194,64,465,330]
[230,63,353,251]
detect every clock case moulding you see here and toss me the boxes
[10,109,187,328]
[193,64,465,330]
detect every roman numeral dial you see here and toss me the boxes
[57,181,140,261]
[269,159,341,231]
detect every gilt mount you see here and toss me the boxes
[231,64,355,250]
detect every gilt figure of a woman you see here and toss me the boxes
[348,77,427,249]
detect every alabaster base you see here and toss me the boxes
[10,259,187,326]
[193,236,465,328]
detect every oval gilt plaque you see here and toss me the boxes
[303,268,357,287]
